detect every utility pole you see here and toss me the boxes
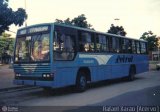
[24,0,27,27]
[157,37,160,61]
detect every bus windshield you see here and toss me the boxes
[15,33,50,63]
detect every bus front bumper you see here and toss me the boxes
[13,79,54,87]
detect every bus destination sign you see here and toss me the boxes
[18,25,50,35]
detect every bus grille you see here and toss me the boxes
[13,63,51,76]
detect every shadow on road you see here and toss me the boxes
[0,75,146,106]
[26,75,145,98]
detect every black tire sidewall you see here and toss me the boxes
[76,72,87,92]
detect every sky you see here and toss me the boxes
[8,0,160,39]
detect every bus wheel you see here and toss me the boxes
[76,72,87,92]
[128,66,136,81]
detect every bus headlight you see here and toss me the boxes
[16,73,21,77]
[42,73,54,81]
[43,74,47,77]
[46,74,50,77]
[42,73,53,78]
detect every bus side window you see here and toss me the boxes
[121,39,126,53]
[79,31,94,52]
[128,40,132,54]
[108,36,112,52]
[136,41,141,54]
[140,42,147,54]
[112,37,116,53]
[53,31,76,60]
[132,40,136,54]
[111,37,120,53]
[96,35,108,52]
[121,39,131,54]
[116,37,120,53]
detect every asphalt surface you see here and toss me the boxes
[0,66,160,112]
[16,71,160,106]
[94,85,160,106]
[6,86,160,112]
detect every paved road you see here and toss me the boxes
[0,65,19,89]
[94,85,160,106]
[1,71,157,106]
[0,70,160,112]
[0,65,23,89]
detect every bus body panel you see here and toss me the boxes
[13,23,149,89]
[14,54,148,88]
[135,55,149,74]
[53,67,78,88]
[52,53,148,88]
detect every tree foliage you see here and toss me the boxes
[107,24,127,36]
[0,33,15,57]
[55,14,93,29]
[0,0,27,34]
[55,18,72,25]
[140,31,158,51]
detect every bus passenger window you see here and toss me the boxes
[96,35,108,52]
[79,32,94,52]
[140,42,147,54]
[110,37,120,53]
[112,37,116,52]
[53,31,75,60]
[136,41,141,54]
[121,39,126,53]
[132,40,136,54]
[116,38,120,53]
[121,39,131,53]
[127,40,132,53]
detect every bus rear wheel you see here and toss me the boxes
[128,66,136,81]
[76,71,87,92]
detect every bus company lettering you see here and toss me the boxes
[116,55,133,63]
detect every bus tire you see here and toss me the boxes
[76,71,87,92]
[128,66,136,81]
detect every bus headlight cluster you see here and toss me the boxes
[42,73,53,78]
[16,73,21,77]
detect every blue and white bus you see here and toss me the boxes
[13,23,149,91]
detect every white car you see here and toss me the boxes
[156,63,160,70]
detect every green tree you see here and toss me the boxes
[0,0,27,35]
[0,33,15,57]
[140,31,158,51]
[72,14,92,28]
[55,14,93,29]
[55,18,73,25]
[107,24,127,36]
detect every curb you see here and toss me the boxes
[0,86,28,92]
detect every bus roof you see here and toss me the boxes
[17,22,147,42]
[53,23,147,42]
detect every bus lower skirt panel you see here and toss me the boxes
[13,79,54,87]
